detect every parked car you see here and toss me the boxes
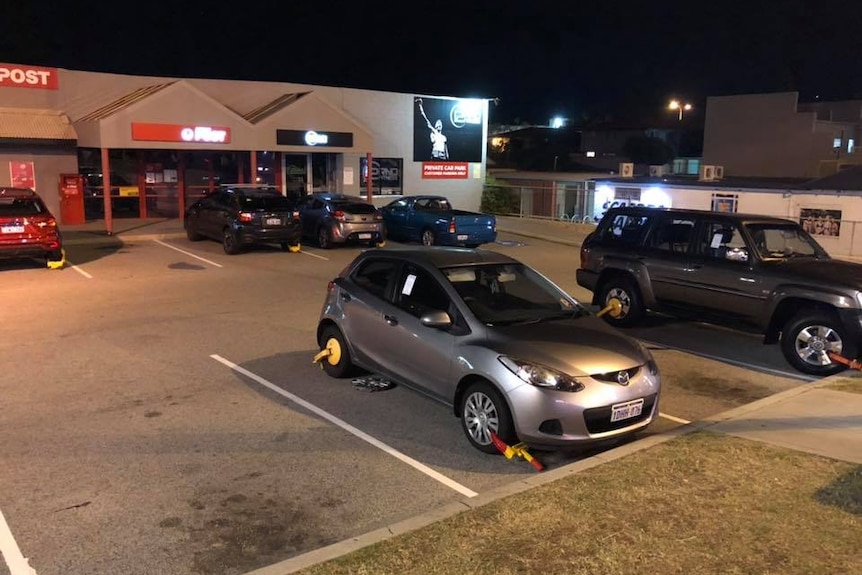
[577,206,862,376]
[297,192,385,249]
[315,247,660,453]
[380,195,497,247]
[0,187,64,267]
[184,184,302,255]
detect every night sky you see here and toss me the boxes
[2,0,860,125]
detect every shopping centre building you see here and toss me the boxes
[0,62,489,228]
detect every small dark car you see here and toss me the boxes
[184,184,302,255]
[297,192,385,249]
[0,187,64,268]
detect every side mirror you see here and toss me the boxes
[420,310,452,329]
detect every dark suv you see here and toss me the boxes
[577,206,862,376]
[184,185,303,255]
[0,187,64,267]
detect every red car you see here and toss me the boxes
[0,187,64,267]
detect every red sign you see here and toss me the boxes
[131,122,231,144]
[0,63,59,90]
[422,162,469,179]
[9,161,36,190]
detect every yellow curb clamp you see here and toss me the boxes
[312,336,342,368]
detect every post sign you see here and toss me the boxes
[0,63,59,90]
[131,123,231,143]
[276,129,353,148]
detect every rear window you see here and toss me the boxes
[0,197,45,216]
[332,201,376,214]
[598,212,653,246]
[240,194,294,211]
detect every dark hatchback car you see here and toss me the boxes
[184,185,302,254]
[297,192,385,249]
[0,187,64,267]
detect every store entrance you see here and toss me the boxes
[282,153,339,201]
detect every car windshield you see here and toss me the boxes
[747,224,825,259]
[443,263,586,325]
[241,194,293,211]
[0,197,44,216]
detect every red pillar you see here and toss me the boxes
[101,147,113,235]
[137,150,148,219]
[250,151,257,184]
[366,152,373,203]
[178,152,186,222]
[274,152,283,195]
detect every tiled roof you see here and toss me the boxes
[77,83,174,121]
[0,108,77,140]
[242,93,309,123]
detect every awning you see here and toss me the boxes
[0,107,77,140]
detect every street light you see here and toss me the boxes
[668,99,692,121]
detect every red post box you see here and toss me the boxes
[59,173,85,225]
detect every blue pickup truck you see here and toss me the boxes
[379,195,497,247]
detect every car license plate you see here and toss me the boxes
[610,398,644,422]
[1,225,25,233]
[358,233,371,239]
[265,218,281,226]
[457,234,468,240]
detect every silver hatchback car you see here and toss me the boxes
[316,248,661,453]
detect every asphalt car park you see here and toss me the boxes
[0,232,807,575]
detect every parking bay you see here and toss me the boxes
[0,234,807,575]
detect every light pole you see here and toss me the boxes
[668,99,692,121]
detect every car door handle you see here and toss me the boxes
[384,314,398,326]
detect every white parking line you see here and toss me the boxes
[0,507,37,574]
[68,263,92,279]
[153,240,224,267]
[300,251,329,261]
[659,412,691,425]
[210,354,478,498]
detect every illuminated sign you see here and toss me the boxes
[0,63,59,90]
[422,162,469,179]
[276,129,353,147]
[131,123,231,144]
[303,131,328,146]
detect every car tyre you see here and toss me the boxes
[598,276,644,327]
[460,381,517,454]
[318,227,332,249]
[318,325,354,378]
[421,229,435,246]
[222,228,241,255]
[186,223,203,241]
[780,310,850,376]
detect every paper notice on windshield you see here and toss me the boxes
[710,233,723,248]
[402,274,416,295]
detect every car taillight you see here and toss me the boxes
[449,220,456,234]
[293,210,300,220]
[327,279,337,292]
[375,212,383,221]
[238,212,253,223]
[32,216,57,228]
[333,210,346,221]
[580,244,588,269]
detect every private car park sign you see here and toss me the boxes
[0,63,59,89]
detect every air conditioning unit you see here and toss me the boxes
[699,164,716,182]
[619,162,634,178]
[649,164,667,177]
[713,165,725,180]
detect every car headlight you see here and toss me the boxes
[635,341,660,376]
[498,356,584,392]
